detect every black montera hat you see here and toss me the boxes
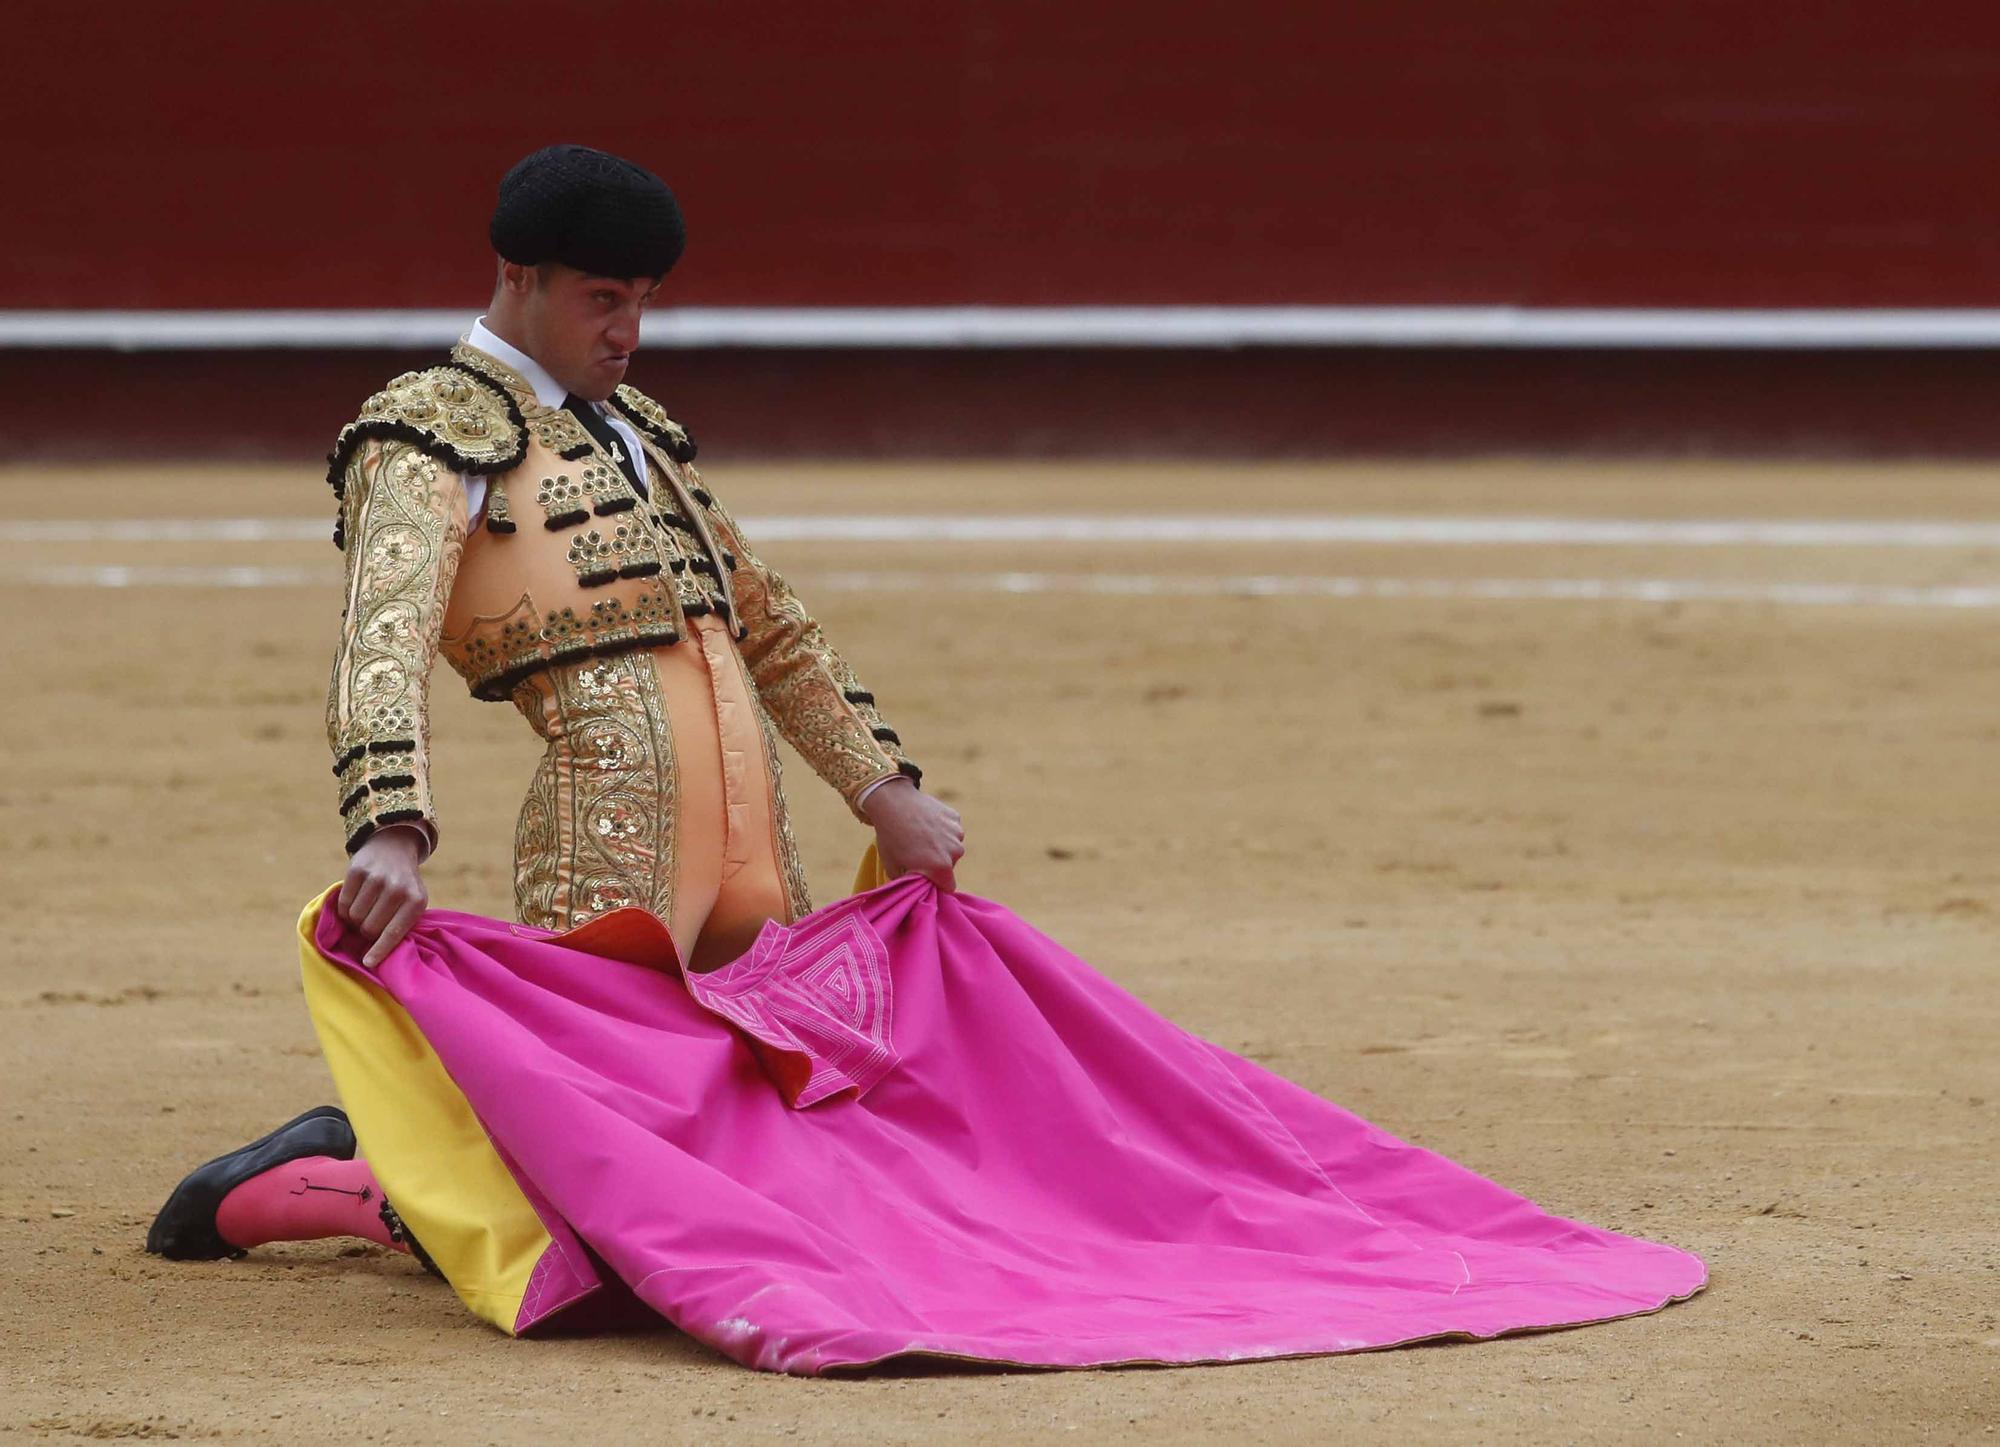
[489,144,685,279]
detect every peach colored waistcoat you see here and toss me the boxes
[439,422,738,703]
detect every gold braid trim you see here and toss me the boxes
[607,384,698,462]
[325,364,525,549]
[750,692,815,919]
[508,653,681,933]
[686,470,921,819]
[326,439,469,854]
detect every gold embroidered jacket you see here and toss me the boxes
[324,343,920,855]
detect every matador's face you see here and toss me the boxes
[508,263,662,402]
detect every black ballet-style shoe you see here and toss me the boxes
[144,1105,356,1260]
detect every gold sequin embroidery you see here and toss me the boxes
[508,653,678,931]
[529,406,594,459]
[578,459,635,516]
[750,692,813,920]
[610,384,696,460]
[326,440,469,852]
[537,473,588,528]
[325,365,523,532]
[565,521,663,588]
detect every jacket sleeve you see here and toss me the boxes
[325,438,470,854]
[691,474,923,819]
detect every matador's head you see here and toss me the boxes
[484,144,686,403]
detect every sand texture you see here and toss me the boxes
[1,461,1994,1443]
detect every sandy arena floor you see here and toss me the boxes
[1,460,1995,1443]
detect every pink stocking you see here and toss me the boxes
[214,1155,408,1252]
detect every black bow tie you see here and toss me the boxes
[563,394,648,500]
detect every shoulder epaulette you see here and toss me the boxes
[608,384,698,463]
[324,363,527,548]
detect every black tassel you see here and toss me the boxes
[593,496,637,516]
[618,560,662,579]
[578,567,618,588]
[871,726,901,745]
[544,509,588,530]
[842,690,875,707]
[896,759,925,786]
[367,739,416,755]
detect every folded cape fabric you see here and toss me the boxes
[298,875,1704,1373]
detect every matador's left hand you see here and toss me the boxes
[864,779,964,892]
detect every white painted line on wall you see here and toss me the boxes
[12,563,2000,610]
[10,306,2000,351]
[10,515,2000,547]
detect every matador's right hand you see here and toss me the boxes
[337,826,429,968]
[863,778,965,893]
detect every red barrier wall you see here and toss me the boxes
[12,4,2000,310]
[9,348,2000,463]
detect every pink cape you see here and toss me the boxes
[311,877,1704,1373]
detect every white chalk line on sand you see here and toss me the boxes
[14,563,2000,610]
[11,514,2000,546]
